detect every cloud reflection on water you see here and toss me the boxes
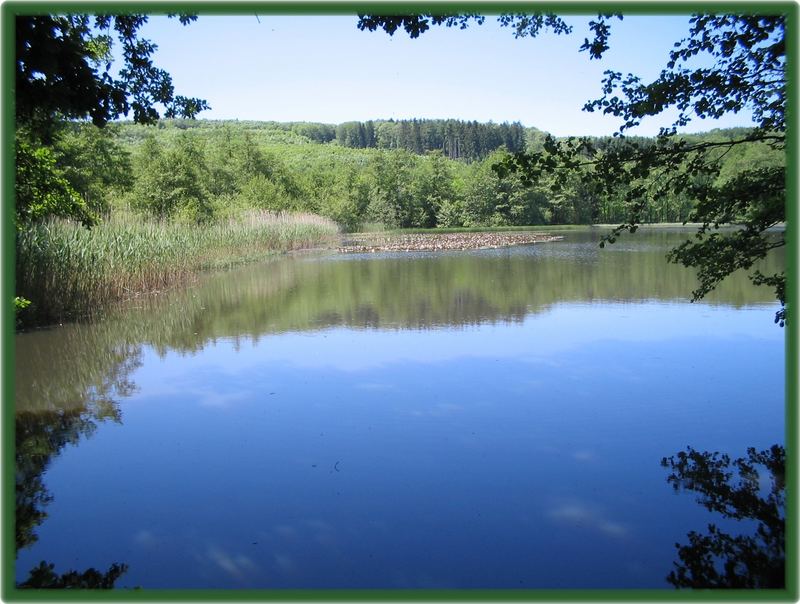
[546,499,630,538]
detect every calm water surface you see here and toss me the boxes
[15,228,785,589]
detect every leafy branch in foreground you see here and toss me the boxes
[16,14,209,138]
[495,14,787,323]
[356,13,573,40]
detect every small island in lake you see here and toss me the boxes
[339,231,564,253]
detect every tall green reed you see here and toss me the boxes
[16,210,339,326]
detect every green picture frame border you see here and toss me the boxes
[2,1,797,601]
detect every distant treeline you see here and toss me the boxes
[22,119,784,234]
[329,119,528,159]
[138,118,532,160]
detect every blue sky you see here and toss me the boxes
[139,14,756,137]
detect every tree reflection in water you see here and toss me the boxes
[662,445,785,588]
[18,561,129,589]
[15,392,131,587]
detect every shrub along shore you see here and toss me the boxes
[16,210,339,327]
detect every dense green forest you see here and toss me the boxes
[33,118,785,232]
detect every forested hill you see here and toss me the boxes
[54,118,782,233]
[117,118,537,161]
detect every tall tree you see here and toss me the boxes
[364,120,377,147]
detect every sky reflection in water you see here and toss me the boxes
[15,230,785,589]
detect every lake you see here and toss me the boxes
[14,227,785,590]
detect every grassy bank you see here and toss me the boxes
[16,210,339,326]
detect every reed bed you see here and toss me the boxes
[16,210,339,325]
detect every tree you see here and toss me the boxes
[365,150,418,228]
[51,123,134,215]
[412,150,457,227]
[14,136,96,228]
[15,14,208,137]
[359,13,788,324]
[13,12,208,225]
[131,133,211,222]
[357,13,572,40]
[316,164,372,232]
